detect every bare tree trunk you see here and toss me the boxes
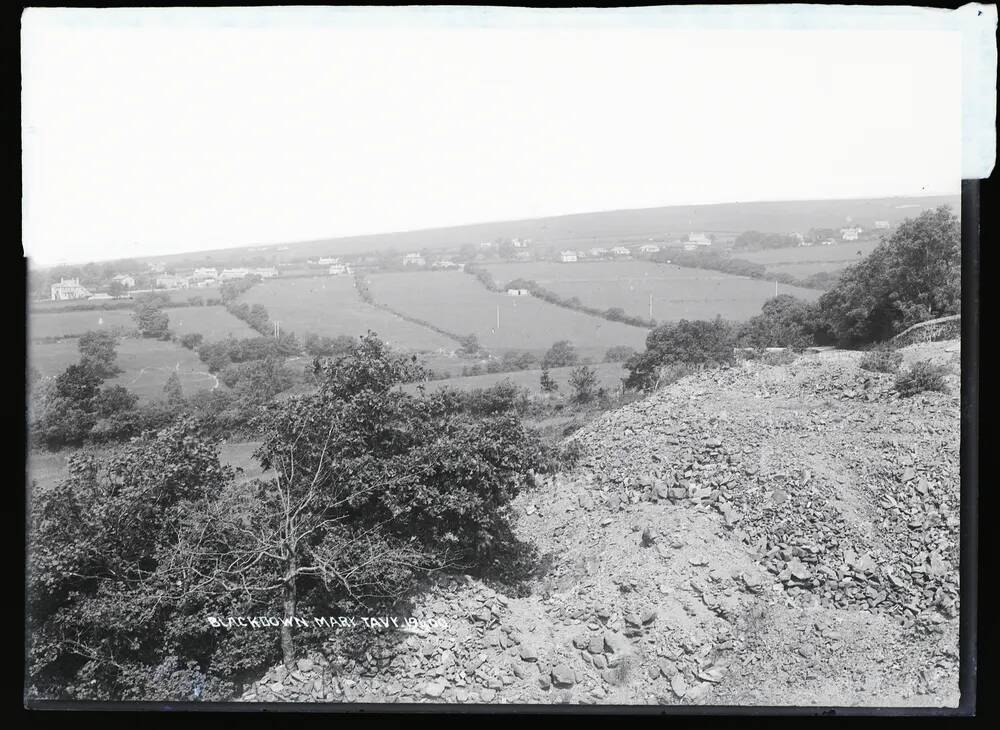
[281,554,297,668]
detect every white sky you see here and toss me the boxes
[21,9,963,266]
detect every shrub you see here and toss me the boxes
[569,364,599,403]
[894,360,949,397]
[542,340,578,369]
[605,345,636,362]
[179,333,204,350]
[539,368,559,393]
[859,347,903,374]
[624,318,735,390]
[737,295,823,350]
[761,349,796,366]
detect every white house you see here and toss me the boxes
[88,292,113,300]
[506,288,530,297]
[50,278,92,301]
[317,257,341,266]
[610,246,631,256]
[111,274,136,288]
[328,263,348,275]
[798,239,815,247]
[219,268,250,281]
[511,237,530,248]
[639,244,660,254]
[559,250,578,263]
[155,274,190,289]
[589,247,609,257]
[687,233,712,246]
[402,253,426,267]
[191,267,218,281]
[874,220,891,229]
[841,227,861,241]
[821,239,835,246]
[431,260,459,269]
[250,267,279,279]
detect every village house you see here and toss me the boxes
[88,292,113,300]
[402,253,426,267]
[50,277,92,301]
[874,220,891,229]
[513,250,532,261]
[506,288,531,297]
[249,267,279,279]
[841,227,861,241]
[687,233,712,246]
[638,244,660,254]
[511,237,530,248]
[610,246,631,257]
[328,263,348,275]
[317,257,340,266]
[219,268,250,281]
[589,247,609,258]
[821,239,835,246]
[559,250,578,263]
[190,267,218,282]
[155,274,190,289]
[111,274,136,288]
[431,260,459,269]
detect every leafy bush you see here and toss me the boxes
[859,347,903,374]
[624,318,735,390]
[569,364,599,403]
[179,333,204,350]
[737,295,823,350]
[542,340,578,369]
[539,368,559,392]
[761,349,796,366]
[894,360,949,397]
[78,330,122,377]
[605,345,636,362]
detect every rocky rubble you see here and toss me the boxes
[242,342,961,707]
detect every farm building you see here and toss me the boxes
[610,246,631,257]
[190,267,218,282]
[250,267,279,279]
[50,278,92,301]
[318,257,340,266]
[88,292,113,300]
[219,268,250,281]
[402,253,426,267]
[638,244,660,254]
[686,233,712,247]
[589,247,609,258]
[432,260,460,269]
[155,274,190,289]
[841,227,861,241]
[112,274,136,288]
[506,288,530,297]
[328,263,349,275]
[874,220,891,229]
[511,237,530,248]
[559,250,578,263]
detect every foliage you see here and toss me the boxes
[303,333,356,358]
[818,207,960,346]
[541,340,578,369]
[133,298,170,338]
[179,333,204,350]
[568,364,599,403]
[624,318,735,390]
[539,368,559,393]
[737,295,823,350]
[163,372,185,405]
[604,345,636,362]
[894,360,949,397]
[859,346,903,374]
[78,331,122,377]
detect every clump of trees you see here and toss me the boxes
[732,231,802,251]
[78,330,123,377]
[817,206,959,346]
[28,333,550,699]
[736,294,823,351]
[541,340,578,369]
[303,333,355,358]
[133,295,171,339]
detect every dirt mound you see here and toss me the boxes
[242,341,960,706]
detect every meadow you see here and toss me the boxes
[738,240,881,269]
[367,270,649,359]
[237,275,456,352]
[163,306,259,339]
[30,309,136,339]
[482,261,821,323]
[30,336,219,400]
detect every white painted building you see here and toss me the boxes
[506,288,531,296]
[328,263,348,275]
[50,278,92,301]
[610,246,631,256]
[155,274,190,289]
[639,244,660,254]
[250,267,279,279]
[191,267,218,281]
[318,257,340,266]
[111,274,136,288]
[874,220,891,229]
[402,253,426,266]
[841,227,861,241]
[559,250,578,263]
[219,268,250,281]
[687,233,712,246]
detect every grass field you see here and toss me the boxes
[238,276,456,352]
[738,240,880,268]
[368,270,649,359]
[30,309,136,339]
[483,261,821,323]
[30,337,219,400]
[401,361,628,396]
[165,306,259,339]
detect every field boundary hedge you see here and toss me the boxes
[352,272,469,349]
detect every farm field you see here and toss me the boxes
[30,336,219,400]
[401,361,628,396]
[738,239,880,268]
[482,261,821,323]
[165,306,259,339]
[368,271,649,359]
[30,308,136,339]
[238,276,456,352]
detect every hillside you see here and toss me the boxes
[238,340,960,706]
[138,194,958,268]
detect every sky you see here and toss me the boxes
[21,8,963,266]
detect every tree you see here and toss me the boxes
[180,333,204,350]
[605,345,636,363]
[134,300,170,338]
[737,295,822,350]
[569,364,599,403]
[108,280,126,299]
[539,369,559,393]
[818,206,960,346]
[624,318,735,391]
[163,372,185,406]
[458,333,481,357]
[179,333,545,667]
[78,330,122,377]
[541,340,578,369]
